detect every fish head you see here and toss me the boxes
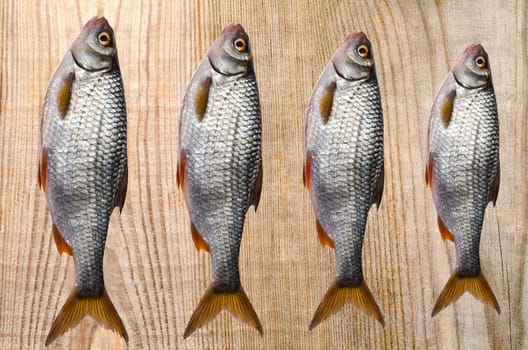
[332,31,374,81]
[208,24,252,76]
[71,16,117,72]
[453,44,491,89]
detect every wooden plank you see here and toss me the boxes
[1,0,526,348]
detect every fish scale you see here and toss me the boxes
[310,77,383,286]
[304,32,385,329]
[427,44,500,317]
[432,86,498,276]
[40,16,128,345]
[183,72,261,291]
[179,24,263,338]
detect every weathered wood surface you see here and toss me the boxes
[1,0,527,349]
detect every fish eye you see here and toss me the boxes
[475,56,486,68]
[357,44,369,58]
[97,32,112,47]
[233,38,247,52]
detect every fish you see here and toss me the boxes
[177,24,263,338]
[303,31,385,330]
[425,44,500,316]
[39,15,128,345]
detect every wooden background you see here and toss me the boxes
[1,0,527,349]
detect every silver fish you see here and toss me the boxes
[303,31,385,329]
[39,16,128,345]
[178,24,263,338]
[426,44,500,316]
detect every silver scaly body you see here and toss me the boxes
[42,54,127,296]
[180,67,261,292]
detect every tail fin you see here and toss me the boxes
[45,289,128,346]
[309,279,384,330]
[183,284,262,338]
[431,269,500,317]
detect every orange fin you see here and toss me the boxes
[431,269,500,317]
[52,224,72,256]
[45,289,128,346]
[316,219,334,249]
[425,152,434,188]
[191,221,209,252]
[250,163,263,211]
[303,151,312,189]
[114,166,128,212]
[437,216,454,242]
[177,149,187,190]
[489,165,500,205]
[183,284,262,338]
[319,82,336,124]
[56,72,75,119]
[195,77,212,122]
[372,165,384,208]
[309,279,384,330]
[38,147,49,191]
[441,89,456,128]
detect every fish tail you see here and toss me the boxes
[183,284,263,338]
[431,269,500,317]
[45,289,128,346]
[309,279,384,330]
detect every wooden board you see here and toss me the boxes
[1,0,527,348]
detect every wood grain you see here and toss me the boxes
[1,0,527,349]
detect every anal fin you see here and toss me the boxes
[191,221,209,252]
[437,216,455,242]
[316,219,334,249]
[52,224,72,256]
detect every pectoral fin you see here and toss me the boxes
[440,89,456,128]
[319,82,336,124]
[195,77,212,122]
[56,72,75,119]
